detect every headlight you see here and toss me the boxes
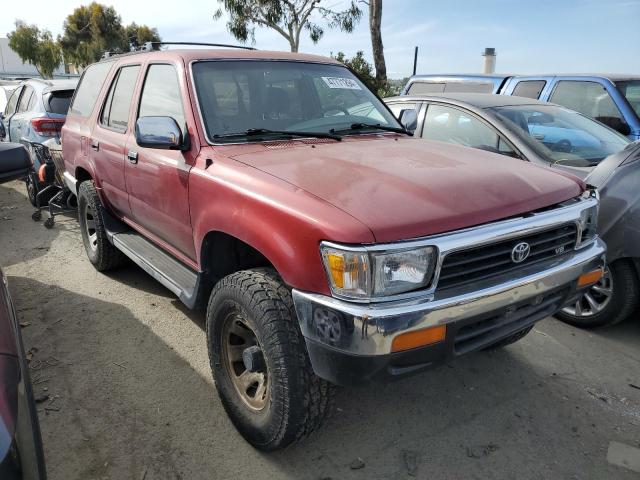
[321,243,437,300]
[576,204,598,247]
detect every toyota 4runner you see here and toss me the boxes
[61,44,605,450]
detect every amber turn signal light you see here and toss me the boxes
[391,325,446,353]
[577,268,604,287]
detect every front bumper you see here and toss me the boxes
[293,238,605,386]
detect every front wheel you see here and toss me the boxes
[206,268,334,451]
[555,259,639,328]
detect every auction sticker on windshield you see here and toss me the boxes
[322,77,362,90]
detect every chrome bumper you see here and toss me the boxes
[292,238,605,357]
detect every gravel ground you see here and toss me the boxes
[1,180,640,480]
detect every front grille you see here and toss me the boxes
[438,224,577,290]
[454,287,569,355]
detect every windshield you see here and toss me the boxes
[192,60,400,143]
[488,104,630,166]
[616,80,640,118]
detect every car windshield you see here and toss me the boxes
[192,60,400,143]
[616,80,640,118]
[488,104,630,166]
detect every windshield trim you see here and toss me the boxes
[189,58,401,146]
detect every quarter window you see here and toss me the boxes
[70,61,115,117]
[138,64,186,135]
[512,80,546,99]
[550,81,625,129]
[422,104,516,157]
[100,65,141,131]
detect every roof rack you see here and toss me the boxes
[143,41,256,51]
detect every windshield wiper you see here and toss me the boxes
[213,128,341,141]
[331,123,413,136]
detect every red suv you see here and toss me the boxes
[61,44,605,450]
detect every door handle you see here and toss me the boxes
[127,150,138,164]
[91,140,99,151]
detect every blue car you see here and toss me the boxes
[0,78,77,205]
[402,74,640,141]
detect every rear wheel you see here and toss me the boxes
[555,260,639,328]
[26,171,38,207]
[206,268,334,451]
[77,181,126,271]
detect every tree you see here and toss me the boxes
[332,51,375,89]
[7,21,62,79]
[59,2,129,68]
[214,0,363,53]
[366,0,386,88]
[125,23,162,50]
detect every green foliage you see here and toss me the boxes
[214,0,362,52]
[125,23,161,49]
[59,3,161,67]
[8,20,62,79]
[332,50,398,97]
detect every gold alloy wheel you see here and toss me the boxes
[221,312,270,411]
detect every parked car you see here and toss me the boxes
[384,93,631,178]
[1,78,78,205]
[556,142,640,327]
[61,44,605,450]
[0,142,47,479]
[401,74,640,140]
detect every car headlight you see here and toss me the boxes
[321,243,437,300]
[576,204,598,247]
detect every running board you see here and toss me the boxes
[111,230,200,308]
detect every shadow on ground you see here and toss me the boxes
[9,276,639,480]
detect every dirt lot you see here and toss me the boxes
[1,180,639,480]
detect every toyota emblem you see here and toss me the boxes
[511,242,531,263]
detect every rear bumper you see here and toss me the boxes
[292,238,605,386]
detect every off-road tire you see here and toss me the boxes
[486,326,534,349]
[206,268,335,451]
[77,181,126,271]
[555,259,639,328]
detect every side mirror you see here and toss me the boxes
[0,121,5,141]
[0,142,32,184]
[596,116,631,136]
[398,108,418,133]
[135,116,187,150]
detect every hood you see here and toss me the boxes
[229,136,584,242]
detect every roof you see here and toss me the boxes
[22,78,78,92]
[97,48,341,66]
[409,73,640,82]
[386,93,554,109]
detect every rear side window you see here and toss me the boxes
[100,65,141,131]
[69,61,115,117]
[550,81,624,126]
[138,64,186,134]
[408,82,445,94]
[512,80,546,99]
[17,86,34,112]
[46,90,74,115]
[444,82,493,93]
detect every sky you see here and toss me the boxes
[1,0,639,79]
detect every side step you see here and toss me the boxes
[110,230,201,308]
